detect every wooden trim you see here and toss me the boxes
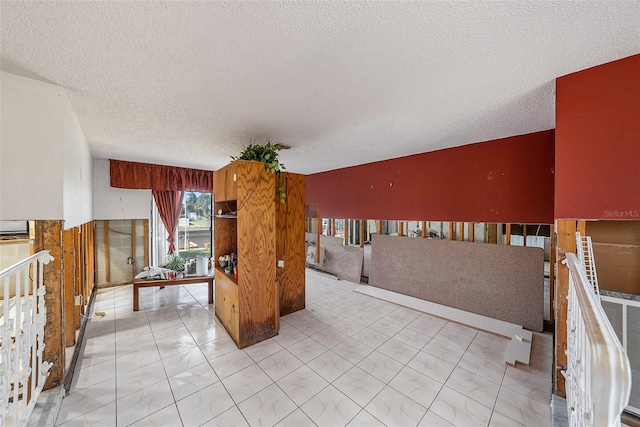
[488,223,497,244]
[63,229,75,347]
[344,219,349,245]
[143,219,149,269]
[87,222,95,294]
[83,223,89,299]
[93,222,98,287]
[377,220,383,235]
[131,219,137,278]
[316,208,321,264]
[554,219,585,396]
[330,219,335,237]
[104,220,110,283]
[549,223,556,324]
[74,228,82,328]
[458,222,464,241]
[505,224,511,245]
[359,220,365,248]
[523,224,528,246]
[34,220,65,389]
[448,222,454,240]
[421,221,426,238]
[469,223,475,242]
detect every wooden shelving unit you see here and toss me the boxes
[213,160,278,348]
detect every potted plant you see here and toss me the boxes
[232,141,287,203]
[162,252,185,271]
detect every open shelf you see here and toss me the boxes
[214,266,238,285]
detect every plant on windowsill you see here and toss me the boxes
[231,141,287,203]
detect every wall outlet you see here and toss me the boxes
[233,173,237,181]
[277,260,285,268]
[127,257,135,265]
[74,295,83,306]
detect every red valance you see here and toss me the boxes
[110,159,213,192]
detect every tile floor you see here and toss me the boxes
[56,269,554,426]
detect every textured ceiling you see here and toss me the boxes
[1,1,639,174]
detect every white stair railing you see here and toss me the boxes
[562,253,631,427]
[575,232,600,295]
[0,251,54,427]
[600,294,640,416]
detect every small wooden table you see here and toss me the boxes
[133,274,214,311]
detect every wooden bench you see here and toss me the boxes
[133,274,213,311]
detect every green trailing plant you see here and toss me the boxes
[232,141,287,203]
[163,252,185,271]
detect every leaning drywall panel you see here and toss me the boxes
[305,232,363,283]
[369,234,544,331]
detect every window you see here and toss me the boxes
[151,191,213,266]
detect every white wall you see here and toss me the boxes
[93,158,151,220]
[0,72,93,228]
[1,72,65,220]
[62,89,93,229]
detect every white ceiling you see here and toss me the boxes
[1,1,639,174]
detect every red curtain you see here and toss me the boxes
[153,190,184,254]
[110,159,213,192]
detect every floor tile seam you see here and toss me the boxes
[75,337,116,358]
[443,367,500,413]
[73,356,118,374]
[431,333,475,351]
[487,406,526,426]
[114,339,161,362]
[296,383,361,426]
[384,375,441,411]
[350,407,385,427]
[119,400,177,427]
[504,367,554,387]
[221,372,275,406]
[215,367,266,427]
[115,348,164,380]
[422,333,474,364]
[441,319,479,333]
[416,382,449,425]
[486,356,529,427]
[412,340,495,424]
[116,371,168,401]
[258,385,314,427]
[498,380,553,407]
[490,404,530,426]
[365,384,430,425]
[464,346,505,362]
[149,318,191,348]
[55,396,117,426]
[70,368,117,392]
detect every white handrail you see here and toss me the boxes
[0,250,54,427]
[562,253,631,426]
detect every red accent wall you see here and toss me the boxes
[556,54,640,220]
[307,130,555,223]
